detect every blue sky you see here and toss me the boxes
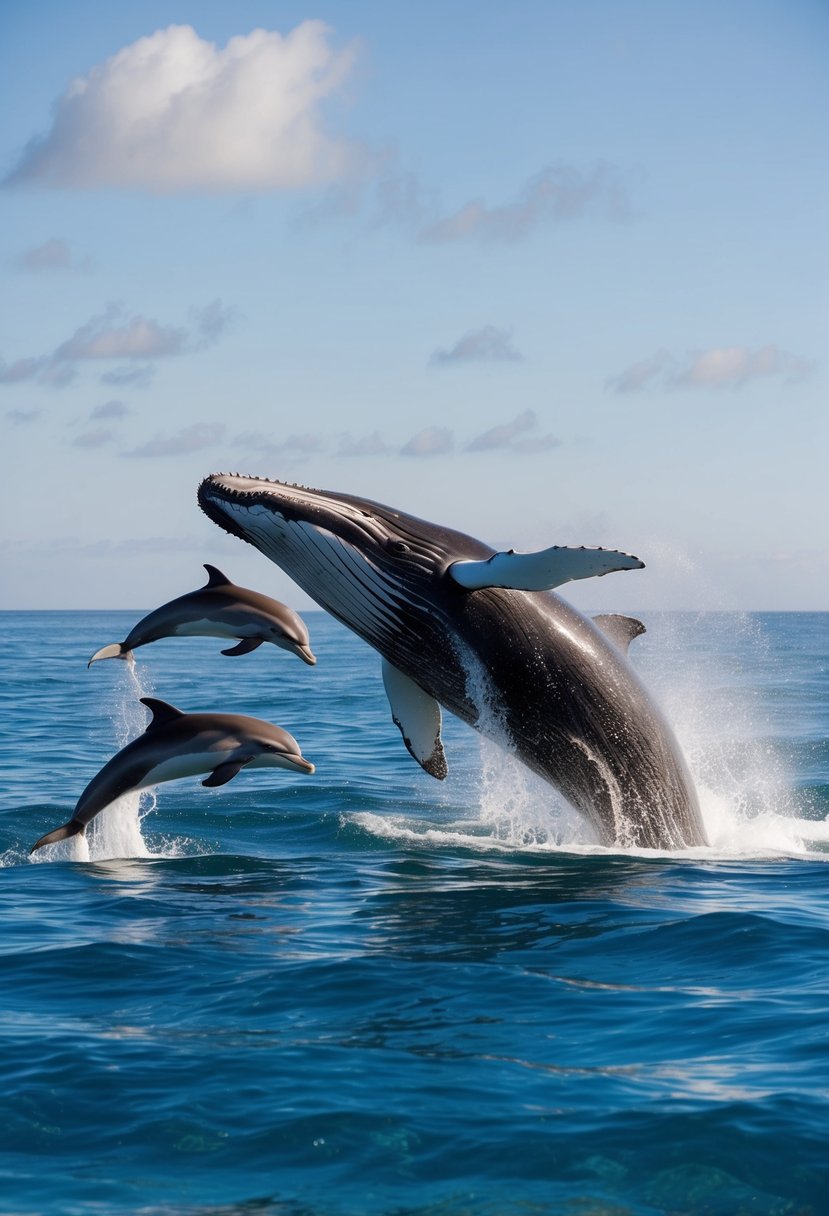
[1,0,826,610]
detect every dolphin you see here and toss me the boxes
[30,697,314,853]
[197,473,707,850]
[88,564,315,666]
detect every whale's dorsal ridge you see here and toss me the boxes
[203,564,232,588]
[593,614,647,654]
[140,697,185,731]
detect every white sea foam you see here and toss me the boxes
[353,611,829,862]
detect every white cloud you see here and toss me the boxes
[610,344,814,392]
[432,325,523,366]
[124,422,226,458]
[6,23,360,194]
[418,163,629,244]
[400,427,454,457]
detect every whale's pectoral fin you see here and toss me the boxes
[202,757,254,787]
[381,659,448,780]
[30,818,85,854]
[203,564,233,588]
[449,546,645,592]
[592,614,647,654]
[221,638,264,657]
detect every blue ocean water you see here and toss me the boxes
[0,608,827,1215]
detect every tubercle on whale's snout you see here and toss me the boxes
[197,476,257,544]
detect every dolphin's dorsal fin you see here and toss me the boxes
[448,545,645,592]
[140,697,185,731]
[381,658,447,780]
[593,614,646,654]
[203,564,232,588]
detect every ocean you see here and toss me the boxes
[0,608,827,1215]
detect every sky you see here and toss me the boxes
[1,0,827,612]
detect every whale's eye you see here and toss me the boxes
[390,541,410,554]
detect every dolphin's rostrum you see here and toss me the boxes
[30,697,314,854]
[88,564,315,666]
[197,473,707,850]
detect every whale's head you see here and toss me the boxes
[198,474,490,659]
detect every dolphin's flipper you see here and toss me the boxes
[88,642,127,666]
[202,758,254,787]
[381,658,448,780]
[141,697,186,730]
[593,614,647,654]
[30,818,85,854]
[220,638,264,657]
[449,546,645,592]
[203,564,233,588]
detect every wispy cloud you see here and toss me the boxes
[0,300,235,391]
[73,427,117,449]
[512,433,561,454]
[192,300,239,346]
[55,305,187,361]
[467,409,537,452]
[15,238,91,272]
[4,408,40,425]
[337,431,390,457]
[0,357,46,384]
[432,325,523,366]
[90,398,129,420]
[232,431,326,458]
[100,365,155,389]
[418,163,629,244]
[124,422,226,458]
[5,23,360,194]
[609,344,815,392]
[400,426,454,457]
[466,410,561,455]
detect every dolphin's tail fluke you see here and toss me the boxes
[30,819,85,854]
[88,643,133,667]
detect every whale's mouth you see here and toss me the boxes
[198,472,429,651]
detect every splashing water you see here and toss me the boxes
[30,660,157,865]
[358,613,828,861]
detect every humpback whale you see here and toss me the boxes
[88,564,315,666]
[30,697,314,853]
[197,474,706,850]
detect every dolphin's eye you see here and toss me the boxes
[390,541,410,554]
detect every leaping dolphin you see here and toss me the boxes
[197,474,707,850]
[30,697,314,854]
[88,564,315,666]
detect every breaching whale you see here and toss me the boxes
[30,697,314,853]
[88,564,315,666]
[197,474,707,850]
